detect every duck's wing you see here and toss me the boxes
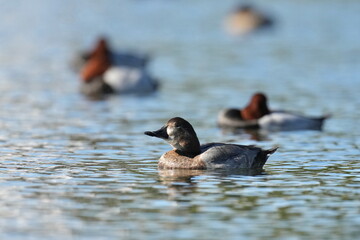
[200,143,271,169]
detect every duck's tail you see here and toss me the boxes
[253,147,278,169]
[265,147,278,156]
[311,114,331,130]
[314,114,331,122]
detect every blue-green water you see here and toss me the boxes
[0,0,359,239]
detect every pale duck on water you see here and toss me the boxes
[145,117,277,170]
[224,4,274,36]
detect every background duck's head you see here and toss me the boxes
[80,38,112,82]
[241,92,270,120]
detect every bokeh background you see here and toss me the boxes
[0,0,359,239]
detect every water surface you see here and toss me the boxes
[0,0,359,239]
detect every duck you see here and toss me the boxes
[79,38,159,98]
[71,37,149,72]
[224,4,274,36]
[145,117,277,170]
[218,92,330,131]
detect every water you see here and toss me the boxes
[0,0,359,239]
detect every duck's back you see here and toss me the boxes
[111,51,148,68]
[258,111,326,131]
[199,143,271,169]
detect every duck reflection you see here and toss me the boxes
[158,168,266,200]
[158,169,202,200]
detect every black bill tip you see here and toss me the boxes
[144,131,156,137]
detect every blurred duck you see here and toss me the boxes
[218,93,330,131]
[225,4,274,36]
[145,117,277,169]
[79,38,159,98]
[71,37,149,71]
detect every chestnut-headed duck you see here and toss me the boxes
[218,93,330,131]
[71,37,149,71]
[145,117,277,170]
[224,4,274,36]
[79,38,159,98]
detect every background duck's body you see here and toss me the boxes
[218,93,329,131]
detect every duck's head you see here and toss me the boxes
[235,4,253,13]
[241,92,270,120]
[81,37,112,82]
[145,117,201,156]
[90,37,111,58]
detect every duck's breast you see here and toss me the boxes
[199,143,263,169]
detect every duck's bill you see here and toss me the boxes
[144,126,169,139]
